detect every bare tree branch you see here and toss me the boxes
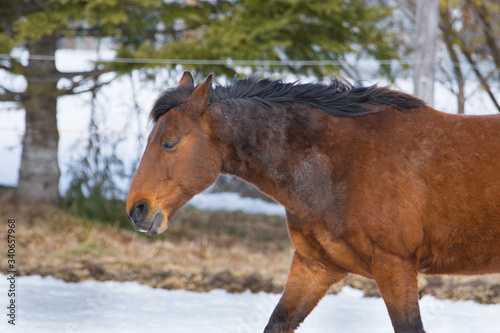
[461,47,500,112]
[439,8,466,114]
[0,56,24,100]
[0,57,26,75]
[472,1,500,69]
[0,82,17,94]
[0,81,24,102]
[57,68,110,79]
[56,69,116,96]
[0,63,11,72]
[57,78,115,97]
[0,91,23,102]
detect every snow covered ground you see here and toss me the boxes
[1,274,499,333]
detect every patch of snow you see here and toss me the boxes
[1,275,499,333]
[187,192,286,216]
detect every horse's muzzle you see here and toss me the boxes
[127,201,163,235]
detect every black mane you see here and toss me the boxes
[150,77,425,122]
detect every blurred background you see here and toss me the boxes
[0,1,499,330]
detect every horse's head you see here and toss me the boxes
[126,72,222,235]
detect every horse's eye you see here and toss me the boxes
[161,140,178,150]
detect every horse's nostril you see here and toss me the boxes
[129,201,148,222]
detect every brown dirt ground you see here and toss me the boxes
[2,190,499,304]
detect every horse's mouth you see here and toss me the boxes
[145,212,164,236]
[127,210,165,235]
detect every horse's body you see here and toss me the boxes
[127,72,500,333]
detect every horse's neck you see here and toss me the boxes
[210,104,336,213]
[211,105,291,181]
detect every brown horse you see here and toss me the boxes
[126,71,500,333]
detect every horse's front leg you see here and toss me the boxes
[264,251,347,333]
[372,250,425,333]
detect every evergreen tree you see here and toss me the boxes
[116,0,398,78]
[0,0,158,205]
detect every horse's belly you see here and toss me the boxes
[417,244,500,275]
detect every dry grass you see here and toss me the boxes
[1,187,499,302]
[1,187,292,292]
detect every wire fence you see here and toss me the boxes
[1,53,499,73]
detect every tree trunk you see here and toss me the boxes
[413,0,439,106]
[440,8,466,115]
[14,35,61,205]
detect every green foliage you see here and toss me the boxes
[113,0,400,78]
[0,34,15,54]
[0,0,159,46]
[1,0,401,80]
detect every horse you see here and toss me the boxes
[126,71,500,333]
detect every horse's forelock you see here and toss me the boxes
[150,84,195,123]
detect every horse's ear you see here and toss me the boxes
[186,74,213,116]
[179,71,194,87]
